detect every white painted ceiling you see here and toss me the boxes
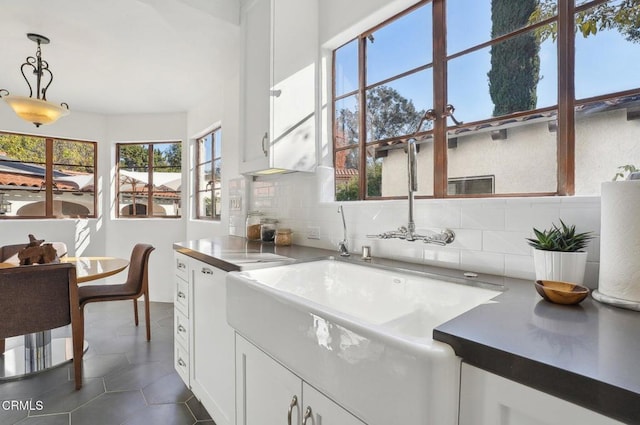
[0,0,240,115]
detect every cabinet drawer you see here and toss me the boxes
[174,309,189,350]
[174,253,190,282]
[175,343,190,387]
[175,278,189,317]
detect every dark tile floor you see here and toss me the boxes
[0,301,214,425]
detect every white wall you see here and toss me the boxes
[185,29,242,241]
[105,113,188,302]
[319,0,420,48]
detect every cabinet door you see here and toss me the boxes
[236,334,302,425]
[191,261,235,425]
[270,0,317,172]
[302,383,366,425]
[241,0,271,168]
[460,363,624,425]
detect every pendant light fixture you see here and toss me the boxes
[0,33,70,127]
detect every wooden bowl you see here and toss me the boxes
[535,280,590,305]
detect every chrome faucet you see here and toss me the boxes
[368,109,455,246]
[337,205,350,257]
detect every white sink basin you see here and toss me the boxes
[227,258,502,425]
[220,253,293,270]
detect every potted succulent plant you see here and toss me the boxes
[526,220,594,285]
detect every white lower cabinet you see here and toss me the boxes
[190,261,235,425]
[173,252,191,386]
[460,363,624,425]
[235,334,366,425]
[173,251,235,425]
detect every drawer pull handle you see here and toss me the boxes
[177,291,186,299]
[302,406,312,425]
[201,268,213,275]
[287,395,298,425]
[178,358,187,367]
[261,132,269,157]
[178,325,186,333]
[177,260,186,269]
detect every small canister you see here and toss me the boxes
[275,228,293,246]
[260,218,278,242]
[245,211,263,241]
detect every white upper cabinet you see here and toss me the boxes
[240,0,318,175]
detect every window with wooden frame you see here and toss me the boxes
[0,132,97,218]
[195,127,222,220]
[116,141,182,218]
[333,0,640,200]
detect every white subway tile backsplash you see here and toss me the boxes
[505,206,561,231]
[422,247,460,268]
[483,230,531,256]
[248,174,603,283]
[448,229,482,251]
[584,261,600,289]
[460,206,505,230]
[460,251,505,276]
[558,206,602,235]
[504,254,536,280]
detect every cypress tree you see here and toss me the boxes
[488,0,541,117]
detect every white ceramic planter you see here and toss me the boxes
[533,250,588,285]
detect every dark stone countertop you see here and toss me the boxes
[434,274,640,424]
[173,236,335,272]
[174,236,640,423]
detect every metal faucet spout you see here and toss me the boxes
[369,109,456,246]
[407,138,417,240]
[338,205,350,257]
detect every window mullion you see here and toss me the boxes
[557,0,576,195]
[432,0,447,198]
[45,138,54,217]
[358,35,367,200]
[147,144,154,217]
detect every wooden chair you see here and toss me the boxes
[0,263,84,389]
[78,244,155,342]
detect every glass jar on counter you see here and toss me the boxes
[275,228,293,246]
[260,218,278,242]
[245,211,263,241]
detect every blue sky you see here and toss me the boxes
[334,1,639,124]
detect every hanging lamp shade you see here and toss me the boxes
[3,95,70,126]
[0,33,70,127]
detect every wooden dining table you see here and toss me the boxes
[0,256,129,380]
[61,256,130,283]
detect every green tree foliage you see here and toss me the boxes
[335,86,425,200]
[119,143,181,173]
[336,177,359,201]
[0,133,94,172]
[119,145,150,170]
[54,140,94,169]
[336,162,383,200]
[488,0,541,117]
[365,86,425,141]
[163,143,182,171]
[0,134,46,163]
[532,0,640,43]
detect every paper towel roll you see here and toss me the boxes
[599,181,640,302]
